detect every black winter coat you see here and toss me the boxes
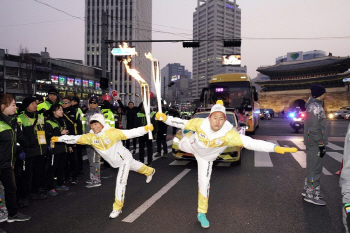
[0,114,34,168]
[118,100,142,129]
[45,115,68,155]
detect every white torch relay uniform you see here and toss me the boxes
[56,114,154,212]
[163,104,277,214]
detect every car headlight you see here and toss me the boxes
[173,137,180,143]
[293,118,302,121]
[328,114,334,118]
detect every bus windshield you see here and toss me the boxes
[209,81,252,109]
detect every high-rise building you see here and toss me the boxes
[161,63,188,102]
[85,0,152,104]
[192,0,241,100]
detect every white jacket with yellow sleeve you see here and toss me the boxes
[165,116,276,161]
[57,124,147,168]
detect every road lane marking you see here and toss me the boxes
[254,151,273,167]
[291,140,306,150]
[122,169,191,223]
[291,151,306,168]
[322,167,332,175]
[169,160,190,166]
[326,142,343,151]
[327,152,343,163]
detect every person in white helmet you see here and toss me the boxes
[50,113,155,219]
[156,100,298,229]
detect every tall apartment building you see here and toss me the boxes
[192,0,241,100]
[85,0,152,104]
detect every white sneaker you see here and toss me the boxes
[109,210,122,218]
[146,169,155,183]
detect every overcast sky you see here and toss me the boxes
[1,0,349,79]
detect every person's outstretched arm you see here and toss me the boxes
[155,112,202,131]
[119,124,153,140]
[240,134,297,154]
[51,133,93,145]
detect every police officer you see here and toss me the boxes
[17,96,48,207]
[37,87,61,116]
[136,103,156,166]
[62,97,82,185]
[70,96,84,175]
[101,100,115,128]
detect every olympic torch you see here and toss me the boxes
[141,83,153,140]
[152,60,163,116]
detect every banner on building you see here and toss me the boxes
[287,51,303,61]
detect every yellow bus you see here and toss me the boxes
[200,73,260,133]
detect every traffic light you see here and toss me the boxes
[100,77,109,89]
[167,81,175,87]
[223,39,241,47]
[183,41,200,48]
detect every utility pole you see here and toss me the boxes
[101,11,108,92]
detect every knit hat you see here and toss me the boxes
[33,94,44,102]
[101,100,110,108]
[209,100,226,119]
[70,96,80,104]
[310,84,326,98]
[89,96,99,104]
[48,87,58,95]
[22,96,37,110]
[89,113,105,126]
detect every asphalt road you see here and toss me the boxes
[1,118,348,233]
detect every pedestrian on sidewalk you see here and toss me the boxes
[302,83,328,206]
[155,100,297,229]
[51,113,155,219]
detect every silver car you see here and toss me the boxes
[334,110,350,119]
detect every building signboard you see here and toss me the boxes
[222,54,241,66]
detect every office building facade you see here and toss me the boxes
[192,0,241,100]
[85,0,152,104]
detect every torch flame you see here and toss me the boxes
[145,52,154,61]
[123,60,146,84]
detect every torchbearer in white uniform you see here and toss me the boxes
[156,100,298,229]
[50,114,155,219]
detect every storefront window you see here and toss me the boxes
[59,91,66,99]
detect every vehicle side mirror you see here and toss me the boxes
[239,122,247,127]
[200,88,208,102]
[252,86,258,101]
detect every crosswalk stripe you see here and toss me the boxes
[327,152,343,163]
[291,139,306,150]
[254,151,273,167]
[253,140,277,167]
[291,151,306,168]
[326,142,343,151]
[322,167,332,175]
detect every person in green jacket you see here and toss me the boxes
[101,100,115,128]
[17,96,48,207]
[37,87,61,116]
